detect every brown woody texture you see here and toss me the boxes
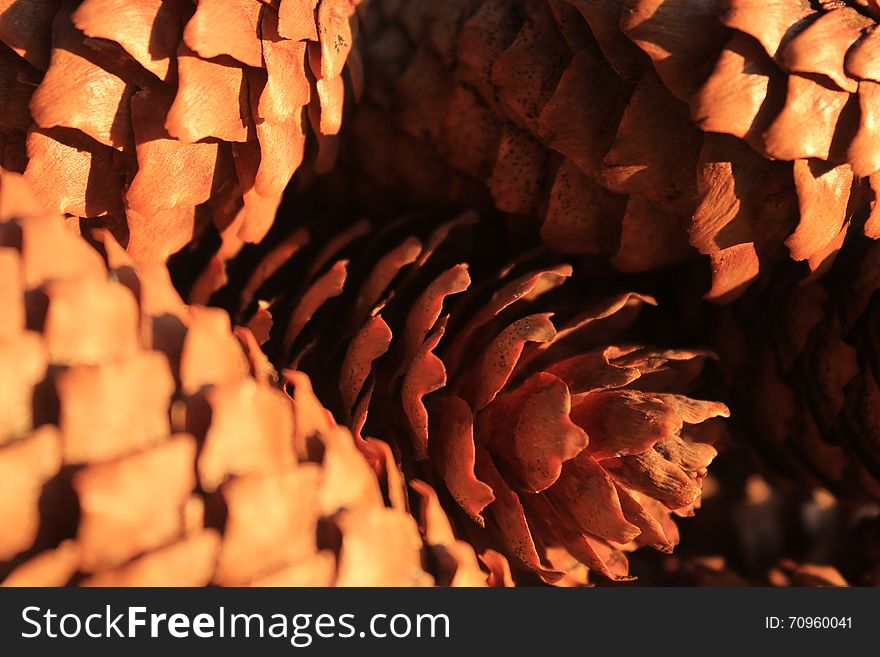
[224,208,729,584]
[0,168,495,587]
[0,0,363,265]
[350,0,880,302]
[718,230,880,502]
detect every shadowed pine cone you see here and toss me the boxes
[0,0,364,264]
[718,230,880,502]
[220,208,730,584]
[348,0,880,302]
[0,169,497,588]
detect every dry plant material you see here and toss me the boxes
[227,209,729,584]
[0,169,481,587]
[352,0,880,301]
[0,0,364,265]
[719,230,880,502]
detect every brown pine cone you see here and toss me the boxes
[0,168,494,587]
[222,208,730,584]
[718,229,880,502]
[0,0,363,265]
[348,0,880,301]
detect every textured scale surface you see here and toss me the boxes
[220,208,729,584]
[348,0,880,302]
[720,229,880,502]
[0,0,364,267]
[0,168,490,588]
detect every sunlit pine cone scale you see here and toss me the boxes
[0,168,489,587]
[0,0,364,266]
[224,209,730,584]
[350,0,880,301]
[719,230,880,502]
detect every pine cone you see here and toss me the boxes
[719,230,880,502]
[0,168,494,587]
[349,0,880,301]
[0,0,363,265]
[222,208,730,584]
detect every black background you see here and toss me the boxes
[0,587,875,655]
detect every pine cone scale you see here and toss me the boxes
[350,0,880,299]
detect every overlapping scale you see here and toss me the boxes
[224,208,729,583]
[349,0,880,302]
[0,169,486,587]
[718,229,880,502]
[0,0,364,268]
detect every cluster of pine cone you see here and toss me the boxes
[1,0,879,586]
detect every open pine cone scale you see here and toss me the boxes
[7,0,878,589]
[219,209,730,584]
